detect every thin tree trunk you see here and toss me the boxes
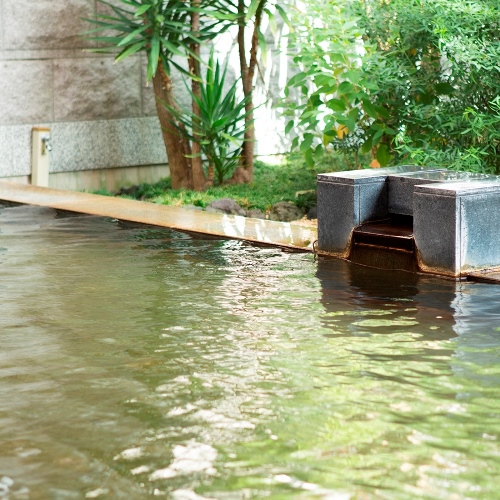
[207,162,215,184]
[152,65,192,189]
[189,0,207,190]
[230,0,266,184]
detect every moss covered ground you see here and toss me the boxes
[94,156,342,213]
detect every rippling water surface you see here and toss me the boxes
[0,204,499,499]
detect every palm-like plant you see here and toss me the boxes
[169,52,251,185]
[86,0,234,190]
[88,0,225,80]
[85,0,286,187]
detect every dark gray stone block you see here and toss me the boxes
[461,194,500,271]
[317,178,388,255]
[415,180,500,276]
[414,191,459,275]
[317,181,357,256]
[317,166,425,255]
[359,180,388,221]
[388,170,446,215]
[389,170,496,216]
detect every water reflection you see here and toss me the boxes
[0,205,499,499]
[318,257,456,335]
[311,257,500,498]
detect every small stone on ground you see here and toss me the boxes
[269,201,305,222]
[206,198,246,216]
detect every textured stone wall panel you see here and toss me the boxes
[3,0,96,50]
[140,55,157,117]
[50,117,167,172]
[142,84,157,117]
[0,60,54,125]
[0,125,33,176]
[0,2,4,51]
[53,56,142,121]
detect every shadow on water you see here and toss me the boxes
[317,256,500,374]
[317,256,457,340]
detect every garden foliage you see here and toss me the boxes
[283,0,500,173]
[167,52,251,185]
[86,0,286,188]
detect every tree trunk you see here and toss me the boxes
[207,162,215,184]
[189,0,207,190]
[230,0,266,184]
[239,71,255,183]
[152,66,192,189]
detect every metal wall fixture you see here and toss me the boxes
[31,127,51,187]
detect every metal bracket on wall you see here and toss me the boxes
[31,127,51,187]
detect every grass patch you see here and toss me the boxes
[94,154,350,212]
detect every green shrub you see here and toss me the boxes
[283,0,500,173]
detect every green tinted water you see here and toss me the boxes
[0,205,499,499]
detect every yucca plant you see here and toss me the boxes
[85,0,237,190]
[168,52,252,185]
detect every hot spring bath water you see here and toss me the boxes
[0,204,499,499]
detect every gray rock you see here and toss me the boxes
[206,198,246,216]
[307,205,318,220]
[116,185,140,197]
[268,201,305,222]
[246,208,266,219]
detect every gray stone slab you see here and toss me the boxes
[394,170,496,182]
[414,191,460,275]
[0,60,54,125]
[50,117,167,172]
[3,0,95,50]
[317,181,358,256]
[0,118,167,178]
[415,180,500,197]
[318,170,388,185]
[317,165,431,185]
[53,56,142,121]
[388,169,446,215]
[0,125,33,177]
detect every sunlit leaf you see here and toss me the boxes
[376,144,392,167]
[245,0,261,21]
[300,134,314,152]
[134,3,152,16]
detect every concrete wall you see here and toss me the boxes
[0,1,291,190]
